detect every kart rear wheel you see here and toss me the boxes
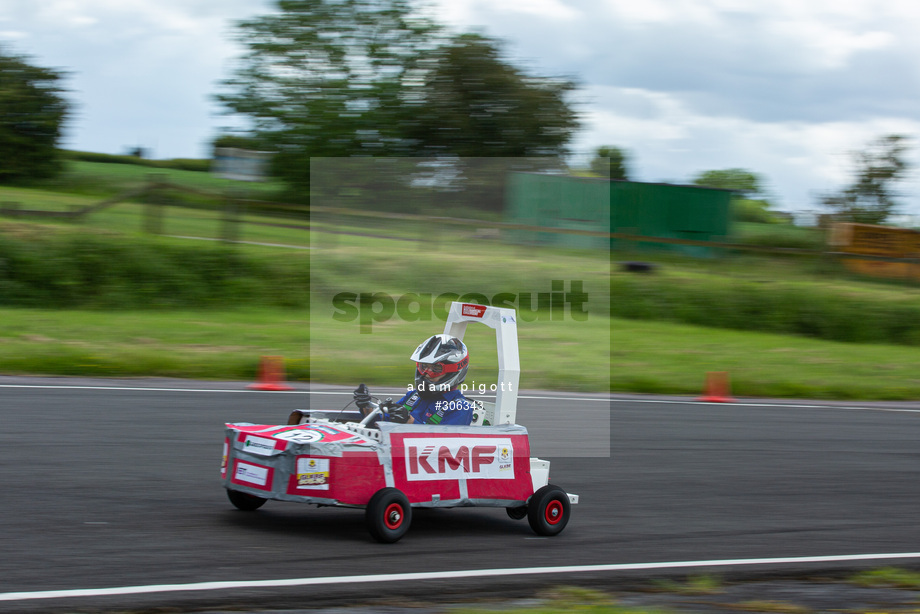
[366,487,412,543]
[506,505,528,520]
[227,489,267,511]
[527,485,570,536]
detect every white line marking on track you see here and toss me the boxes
[279,390,920,413]
[307,390,614,403]
[0,384,309,394]
[1,384,917,413]
[300,395,920,414]
[291,391,920,412]
[4,552,920,602]
[620,397,920,414]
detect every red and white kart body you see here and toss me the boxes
[221,302,578,542]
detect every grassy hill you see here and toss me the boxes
[1,158,919,398]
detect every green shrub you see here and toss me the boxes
[733,222,825,250]
[733,198,778,224]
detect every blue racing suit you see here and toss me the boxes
[387,389,474,426]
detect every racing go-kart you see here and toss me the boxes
[221,302,578,542]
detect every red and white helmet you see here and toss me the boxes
[411,334,469,394]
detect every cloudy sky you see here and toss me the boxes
[2,0,919,215]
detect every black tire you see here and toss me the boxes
[365,487,412,543]
[527,485,570,536]
[506,505,528,520]
[227,489,267,511]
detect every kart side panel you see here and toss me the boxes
[224,421,537,508]
[381,424,535,506]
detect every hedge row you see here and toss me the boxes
[611,274,920,346]
[61,150,211,173]
[3,229,920,347]
[0,233,308,309]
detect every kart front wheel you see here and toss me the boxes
[527,485,570,536]
[366,487,412,543]
[227,489,267,511]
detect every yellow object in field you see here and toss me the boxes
[829,222,920,280]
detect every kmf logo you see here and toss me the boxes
[403,437,514,481]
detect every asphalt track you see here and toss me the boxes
[1,377,919,613]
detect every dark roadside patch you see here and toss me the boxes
[613,577,920,613]
[187,571,920,613]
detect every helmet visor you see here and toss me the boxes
[417,361,462,381]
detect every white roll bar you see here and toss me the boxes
[442,302,520,425]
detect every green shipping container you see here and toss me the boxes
[506,173,732,256]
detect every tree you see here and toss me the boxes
[694,168,777,224]
[821,134,911,225]
[0,47,70,183]
[217,0,440,193]
[692,168,763,197]
[396,33,577,213]
[589,146,630,180]
[401,33,578,158]
[217,1,579,195]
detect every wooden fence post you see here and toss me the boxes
[143,175,165,235]
[221,194,244,244]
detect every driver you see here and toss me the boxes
[354,334,475,425]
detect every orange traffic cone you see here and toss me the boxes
[248,356,294,391]
[697,371,735,402]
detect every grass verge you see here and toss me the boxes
[3,308,920,399]
[649,574,723,595]
[0,308,308,381]
[849,567,920,589]
[453,586,630,614]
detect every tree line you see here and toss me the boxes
[0,0,913,224]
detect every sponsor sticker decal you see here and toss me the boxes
[273,429,323,444]
[234,461,269,486]
[243,434,278,456]
[461,303,487,318]
[403,437,514,481]
[271,425,370,445]
[296,457,330,490]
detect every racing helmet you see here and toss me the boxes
[411,334,469,396]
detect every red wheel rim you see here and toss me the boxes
[384,503,404,530]
[544,500,564,525]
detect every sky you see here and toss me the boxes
[2,0,919,216]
